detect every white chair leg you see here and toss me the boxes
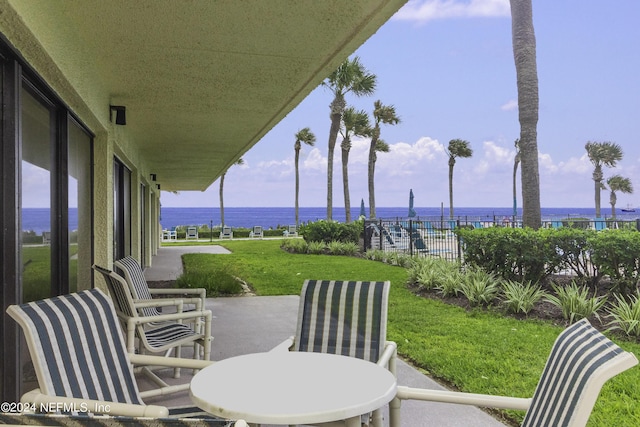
[371,408,383,427]
[389,397,401,427]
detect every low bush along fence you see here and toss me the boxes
[456,227,640,295]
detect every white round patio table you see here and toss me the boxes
[190,351,396,426]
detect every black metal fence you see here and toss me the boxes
[364,217,640,264]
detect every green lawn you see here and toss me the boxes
[179,240,640,426]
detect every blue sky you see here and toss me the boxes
[164,0,640,210]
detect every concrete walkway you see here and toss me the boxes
[143,246,508,427]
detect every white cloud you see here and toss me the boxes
[538,152,559,174]
[302,148,327,172]
[501,99,518,111]
[555,153,591,175]
[394,0,510,23]
[474,140,513,174]
[378,137,447,177]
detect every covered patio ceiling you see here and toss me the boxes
[7,0,406,191]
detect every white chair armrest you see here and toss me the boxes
[149,288,206,299]
[133,298,185,311]
[377,341,397,368]
[21,389,168,417]
[270,337,294,352]
[396,386,532,411]
[129,353,213,370]
[128,309,212,326]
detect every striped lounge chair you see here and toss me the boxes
[5,289,244,425]
[93,265,212,383]
[273,280,397,427]
[395,318,638,427]
[114,256,207,319]
[114,256,209,358]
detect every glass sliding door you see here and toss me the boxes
[20,85,53,303]
[113,158,132,261]
[1,40,94,403]
[68,118,92,292]
[140,183,147,267]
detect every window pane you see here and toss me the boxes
[68,119,91,292]
[21,87,52,303]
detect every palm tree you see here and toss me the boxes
[512,138,521,218]
[294,128,316,227]
[368,100,400,219]
[219,158,244,228]
[340,107,371,222]
[323,56,376,220]
[510,0,541,229]
[446,139,473,219]
[585,141,623,218]
[606,175,633,219]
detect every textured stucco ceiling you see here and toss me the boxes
[6,0,406,191]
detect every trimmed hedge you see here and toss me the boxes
[457,227,640,294]
[298,219,362,244]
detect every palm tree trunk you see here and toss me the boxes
[594,179,601,218]
[368,132,379,219]
[342,144,351,223]
[448,158,455,219]
[327,95,345,220]
[513,158,519,217]
[295,148,300,226]
[219,173,226,228]
[594,167,603,218]
[609,189,616,219]
[511,0,541,229]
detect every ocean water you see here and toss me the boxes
[158,206,639,230]
[21,206,639,233]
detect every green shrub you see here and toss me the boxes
[384,251,413,267]
[457,227,552,283]
[436,265,464,297]
[281,239,308,254]
[307,241,327,254]
[502,280,546,315]
[299,219,362,244]
[409,257,444,290]
[546,281,607,324]
[176,266,243,296]
[589,229,640,295]
[459,268,501,306]
[548,227,596,280]
[607,292,640,338]
[364,249,387,262]
[327,241,359,256]
[407,257,431,284]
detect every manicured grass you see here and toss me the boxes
[181,240,640,426]
[22,244,79,302]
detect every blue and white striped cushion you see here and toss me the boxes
[94,265,204,354]
[9,289,143,404]
[114,256,159,318]
[522,318,627,427]
[294,280,389,363]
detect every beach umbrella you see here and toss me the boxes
[408,189,417,217]
[360,198,366,218]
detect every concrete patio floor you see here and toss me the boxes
[141,246,509,427]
